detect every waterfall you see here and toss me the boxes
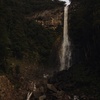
[60,5,71,70]
[26,92,33,100]
[26,83,36,100]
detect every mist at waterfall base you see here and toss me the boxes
[59,0,71,71]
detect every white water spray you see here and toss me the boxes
[26,92,33,100]
[26,83,37,100]
[59,0,71,5]
[60,1,71,70]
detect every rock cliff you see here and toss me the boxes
[0,76,15,100]
[27,7,63,30]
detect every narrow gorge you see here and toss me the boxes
[0,0,100,99]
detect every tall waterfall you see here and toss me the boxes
[60,5,71,70]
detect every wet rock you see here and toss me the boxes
[47,83,58,92]
[39,94,46,100]
[63,94,71,100]
[33,87,41,99]
[73,95,79,100]
[53,90,64,99]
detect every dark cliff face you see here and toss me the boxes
[69,0,100,80]
[47,2,100,98]
[0,1,64,99]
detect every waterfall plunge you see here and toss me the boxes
[60,5,71,71]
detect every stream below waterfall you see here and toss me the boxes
[25,70,97,100]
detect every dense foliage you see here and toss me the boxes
[0,0,63,73]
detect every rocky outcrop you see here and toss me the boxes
[27,7,63,30]
[0,76,15,100]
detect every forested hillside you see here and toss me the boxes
[0,0,64,74]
